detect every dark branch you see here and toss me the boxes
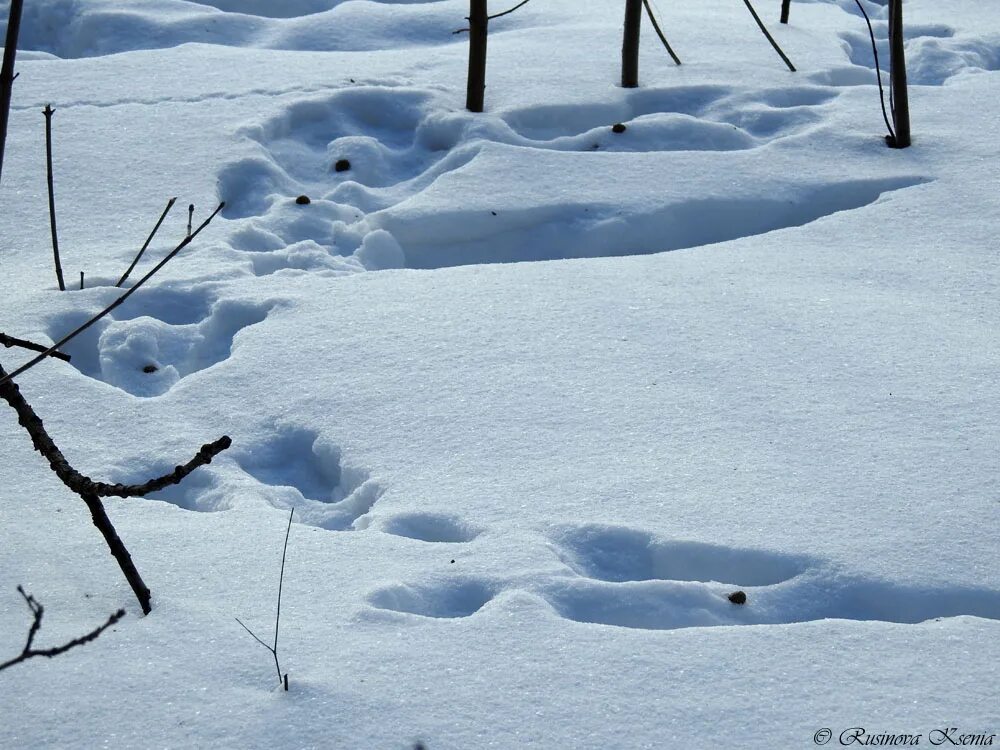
[488,0,531,21]
[643,0,682,66]
[454,0,531,33]
[741,0,796,72]
[0,333,71,362]
[0,201,226,389]
[93,436,232,498]
[237,508,294,689]
[115,197,178,288]
[0,587,125,672]
[0,364,230,498]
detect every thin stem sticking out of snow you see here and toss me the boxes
[236,508,295,691]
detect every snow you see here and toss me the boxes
[1,0,998,747]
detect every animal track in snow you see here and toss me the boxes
[188,0,446,19]
[50,288,277,397]
[550,524,805,586]
[834,6,998,86]
[367,578,499,619]
[234,425,384,530]
[364,523,1000,630]
[12,0,456,59]
[227,82,839,223]
[381,512,483,543]
[539,524,1000,631]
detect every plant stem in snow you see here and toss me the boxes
[0,586,124,672]
[43,105,66,291]
[116,197,178,287]
[0,202,225,389]
[236,508,295,690]
[0,0,24,186]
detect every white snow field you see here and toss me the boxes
[1,0,998,747]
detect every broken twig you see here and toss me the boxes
[0,201,225,389]
[43,105,66,291]
[0,586,124,672]
[0,332,71,362]
[116,197,178,287]
[237,508,294,691]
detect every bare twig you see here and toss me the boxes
[0,360,232,614]
[643,0,682,65]
[0,586,124,672]
[0,333,71,362]
[186,203,194,238]
[453,0,532,33]
[488,0,531,21]
[0,201,225,389]
[237,508,294,690]
[741,0,796,72]
[43,105,66,291]
[115,197,178,287]
[853,0,895,142]
[0,0,24,186]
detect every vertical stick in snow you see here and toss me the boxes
[780,0,791,24]
[0,0,24,186]
[888,0,911,148]
[466,0,488,112]
[43,105,66,291]
[622,0,643,88]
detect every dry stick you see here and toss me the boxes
[741,0,796,72]
[115,197,178,287]
[0,586,125,672]
[43,105,66,291]
[0,332,71,362]
[0,201,225,389]
[0,357,230,499]
[0,0,24,186]
[853,0,895,142]
[780,0,790,24]
[465,0,488,112]
[0,360,231,614]
[79,271,84,290]
[236,508,295,690]
[488,0,531,20]
[887,0,910,148]
[642,0,682,65]
[186,203,194,238]
[622,0,643,88]
[453,0,532,33]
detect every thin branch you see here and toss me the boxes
[741,0,796,72]
[454,0,531,33]
[43,104,66,291]
[93,436,232,498]
[488,0,531,21]
[237,508,294,690]
[115,197,178,287]
[273,507,294,681]
[0,333,71,362]
[0,201,225,389]
[0,364,230,498]
[0,586,125,672]
[854,0,895,142]
[235,617,273,651]
[643,0,682,65]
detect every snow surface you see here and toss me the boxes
[1,0,998,747]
